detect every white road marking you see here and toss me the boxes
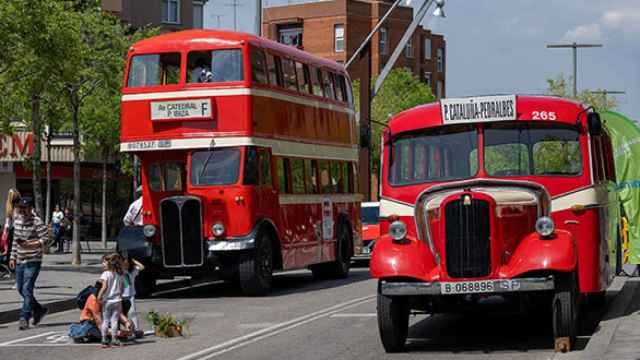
[0,331,56,346]
[238,323,277,329]
[194,298,376,360]
[176,295,375,360]
[329,313,377,318]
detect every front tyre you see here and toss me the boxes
[552,272,578,352]
[238,229,273,296]
[377,285,409,353]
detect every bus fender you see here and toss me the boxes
[499,229,577,278]
[370,234,436,280]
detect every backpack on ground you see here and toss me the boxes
[69,320,100,343]
[75,285,95,309]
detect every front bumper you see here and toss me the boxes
[380,276,555,296]
[207,230,257,251]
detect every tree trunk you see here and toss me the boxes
[45,130,52,224]
[71,91,81,266]
[31,94,43,219]
[101,147,107,249]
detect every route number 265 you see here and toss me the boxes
[532,111,557,120]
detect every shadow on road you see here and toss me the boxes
[152,268,373,300]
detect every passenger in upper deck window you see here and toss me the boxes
[190,58,213,83]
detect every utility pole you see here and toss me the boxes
[210,13,223,28]
[546,42,602,97]
[224,0,243,31]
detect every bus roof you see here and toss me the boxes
[388,95,588,134]
[129,29,347,75]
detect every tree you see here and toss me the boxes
[545,74,618,111]
[353,69,436,173]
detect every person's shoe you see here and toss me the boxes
[32,307,48,326]
[111,339,122,347]
[18,318,28,330]
[101,340,110,348]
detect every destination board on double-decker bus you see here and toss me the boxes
[151,99,212,121]
[440,95,516,124]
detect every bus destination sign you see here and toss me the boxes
[151,99,213,121]
[440,95,516,124]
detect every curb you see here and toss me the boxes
[0,298,77,325]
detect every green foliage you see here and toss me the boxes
[545,74,618,112]
[146,310,189,337]
[353,69,436,172]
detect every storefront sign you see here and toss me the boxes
[151,99,213,121]
[0,133,34,161]
[441,95,517,124]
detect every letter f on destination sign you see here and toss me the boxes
[202,102,209,116]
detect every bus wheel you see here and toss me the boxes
[135,271,156,299]
[552,273,578,352]
[311,222,351,279]
[238,230,273,296]
[377,285,409,353]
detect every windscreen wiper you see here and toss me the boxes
[199,140,216,179]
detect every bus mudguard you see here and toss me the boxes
[498,229,577,278]
[370,234,436,281]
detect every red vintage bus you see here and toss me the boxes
[118,30,362,296]
[371,95,621,352]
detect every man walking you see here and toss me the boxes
[9,196,49,330]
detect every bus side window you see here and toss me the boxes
[259,149,272,186]
[321,70,335,100]
[127,53,181,87]
[304,159,317,193]
[148,164,163,191]
[296,62,310,94]
[319,160,332,193]
[333,73,345,102]
[266,53,282,86]
[276,157,290,193]
[243,147,259,185]
[281,58,298,92]
[309,67,324,97]
[342,75,354,106]
[602,133,616,181]
[291,158,305,193]
[250,48,268,85]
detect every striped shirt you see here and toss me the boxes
[10,213,48,264]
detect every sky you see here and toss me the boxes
[203,0,639,120]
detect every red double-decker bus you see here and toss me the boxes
[118,30,362,296]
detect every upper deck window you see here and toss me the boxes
[127,53,181,88]
[250,48,268,85]
[484,123,581,177]
[187,49,243,83]
[389,125,478,186]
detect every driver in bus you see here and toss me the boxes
[191,58,214,83]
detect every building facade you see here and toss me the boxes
[102,0,207,31]
[263,0,446,98]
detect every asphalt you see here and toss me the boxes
[0,265,639,360]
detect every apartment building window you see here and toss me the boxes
[193,1,204,28]
[405,37,414,58]
[379,28,388,56]
[423,37,431,60]
[423,72,432,87]
[334,24,345,52]
[437,48,444,73]
[162,0,180,24]
[278,24,303,47]
[436,80,444,98]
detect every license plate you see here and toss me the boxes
[440,279,521,295]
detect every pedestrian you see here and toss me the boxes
[9,196,49,330]
[69,281,103,343]
[61,209,72,253]
[51,205,64,253]
[121,256,145,339]
[123,186,143,227]
[97,253,124,347]
[0,188,21,260]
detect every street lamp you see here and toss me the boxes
[546,42,602,97]
[432,0,445,18]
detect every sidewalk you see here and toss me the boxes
[0,243,116,324]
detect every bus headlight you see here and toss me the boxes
[389,220,408,241]
[143,224,156,238]
[535,216,555,238]
[212,222,225,237]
